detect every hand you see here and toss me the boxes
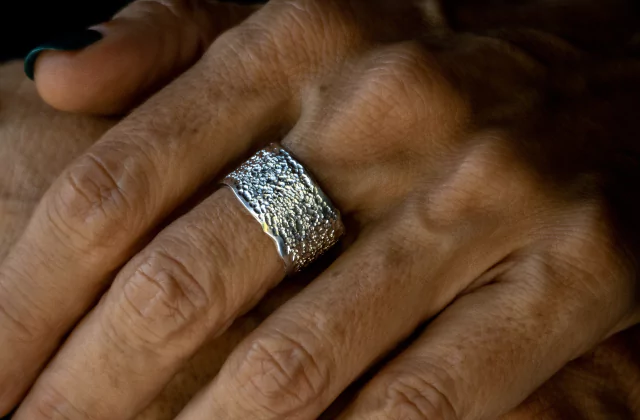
[2,56,639,420]
[3,1,640,419]
[3,66,637,420]
[0,58,305,420]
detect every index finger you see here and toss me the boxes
[0,15,292,414]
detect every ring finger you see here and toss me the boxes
[173,183,519,420]
[14,46,506,418]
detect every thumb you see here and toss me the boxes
[25,0,260,115]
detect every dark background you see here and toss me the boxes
[0,0,132,61]
[0,0,265,62]
[1,1,638,63]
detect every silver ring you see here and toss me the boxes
[222,144,345,274]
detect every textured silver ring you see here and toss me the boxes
[222,144,345,274]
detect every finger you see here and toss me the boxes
[0,8,293,413]
[172,37,531,420]
[174,215,513,420]
[13,187,284,419]
[341,246,634,419]
[26,0,259,115]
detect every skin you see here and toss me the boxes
[0,47,639,420]
[0,60,298,420]
[1,1,640,419]
[2,59,640,420]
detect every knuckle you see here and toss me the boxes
[115,248,214,348]
[205,0,359,87]
[370,43,462,110]
[378,43,433,81]
[310,43,467,164]
[261,0,348,65]
[382,374,458,420]
[126,0,214,60]
[204,6,311,88]
[237,331,329,414]
[46,153,140,249]
[357,48,429,117]
[297,45,455,165]
[422,140,532,226]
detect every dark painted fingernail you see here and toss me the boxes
[24,29,103,80]
[1,410,15,419]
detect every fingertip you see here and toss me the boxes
[24,29,104,81]
[33,48,127,115]
[32,26,151,115]
[27,1,260,115]
[26,27,128,115]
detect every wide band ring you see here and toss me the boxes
[222,144,345,274]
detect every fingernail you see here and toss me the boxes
[24,29,103,80]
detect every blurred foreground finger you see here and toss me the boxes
[26,0,259,114]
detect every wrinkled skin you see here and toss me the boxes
[0,60,270,420]
[2,0,640,419]
[2,59,640,420]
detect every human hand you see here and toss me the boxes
[4,1,640,419]
[3,56,639,420]
[0,58,304,420]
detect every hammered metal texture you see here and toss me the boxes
[222,144,344,273]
